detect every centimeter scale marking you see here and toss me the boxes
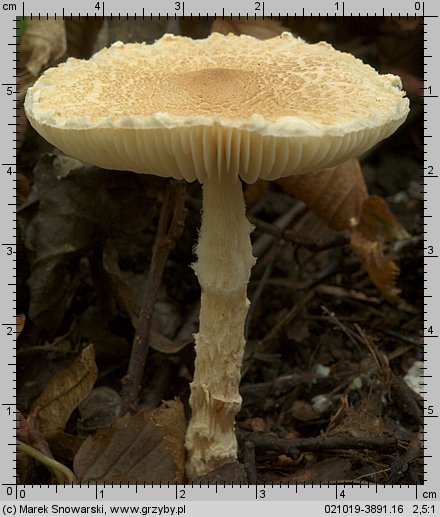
[0,0,438,505]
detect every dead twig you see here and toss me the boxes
[239,431,398,459]
[251,203,306,259]
[245,245,277,339]
[121,181,187,415]
[317,284,381,304]
[322,305,365,349]
[249,215,349,253]
[243,441,257,485]
[243,290,314,374]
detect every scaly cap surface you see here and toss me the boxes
[25,32,409,183]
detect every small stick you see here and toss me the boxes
[249,215,349,253]
[251,203,306,258]
[251,291,313,352]
[239,432,397,459]
[121,181,187,415]
[245,250,276,339]
[243,440,257,484]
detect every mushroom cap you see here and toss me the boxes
[25,32,409,184]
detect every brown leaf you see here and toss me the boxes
[357,196,410,242]
[73,400,186,483]
[212,18,288,39]
[32,345,98,438]
[47,432,85,462]
[392,18,421,31]
[18,19,66,150]
[17,173,30,206]
[78,387,121,433]
[385,67,423,100]
[192,462,247,484]
[102,243,137,323]
[326,396,385,439]
[99,18,178,47]
[291,400,320,422]
[150,333,192,354]
[18,412,52,458]
[289,457,353,482]
[64,19,103,58]
[278,160,410,305]
[16,314,26,338]
[278,160,368,231]
[20,19,66,80]
[244,180,270,207]
[348,195,411,301]
[350,230,403,305]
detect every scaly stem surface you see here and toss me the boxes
[185,177,255,479]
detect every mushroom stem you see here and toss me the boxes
[185,176,255,480]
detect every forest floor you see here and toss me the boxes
[16,17,423,484]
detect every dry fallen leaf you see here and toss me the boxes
[192,462,248,484]
[97,18,178,48]
[17,173,30,206]
[21,153,160,335]
[20,19,66,78]
[244,180,270,207]
[73,400,186,483]
[278,159,368,231]
[222,14,408,304]
[78,387,121,433]
[385,68,423,100]
[291,400,320,422]
[32,344,98,438]
[149,333,192,354]
[326,396,386,439]
[64,19,103,58]
[212,18,288,39]
[287,457,353,483]
[18,19,67,150]
[278,160,410,305]
[16,314,26,338]
[356,196,410,242]
[102,242,137,323]
[350,195,410,305]
[350,230,402,305]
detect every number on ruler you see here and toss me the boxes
[426,86,433,95]
[6,487,25,498]
[427,405,435,415]
[6,326,12,336]
[427,326,434,334]
[6,246,13,255]
[6,167,13,175]
[5,86,13,96]
[178,488,185,499]
[414,1,421,10]
[94,2,101,10]
[426,165,434,175]
[175,1,182,10]
[257,489,265,499]
[255,1,261,11]
[427,246,434,255]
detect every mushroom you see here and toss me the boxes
[24,32,409,479]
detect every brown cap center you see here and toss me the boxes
[167,67,258,105]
